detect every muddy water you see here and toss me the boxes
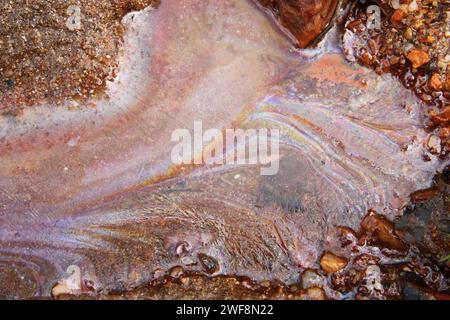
[0,0,445,298]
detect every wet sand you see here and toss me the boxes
[0,0,157,115]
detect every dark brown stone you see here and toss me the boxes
[360,211,408,252]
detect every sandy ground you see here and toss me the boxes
[0,0,157,115]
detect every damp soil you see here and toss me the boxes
[56,274,327,300]
[0,0,158,115]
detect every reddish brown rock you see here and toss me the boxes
[430,106,450,125]
[360,211,408,252]
[410,186,440,203]
[256,0,339,48]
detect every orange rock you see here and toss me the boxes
[320,252,348,273]
[406,49,430,68]
[391,9,405,24]
[439,127,450,141]
[360,211,408,252]
[430,106,450,125]
[429,73,443,91]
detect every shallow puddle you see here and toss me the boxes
[0,0,447,298]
